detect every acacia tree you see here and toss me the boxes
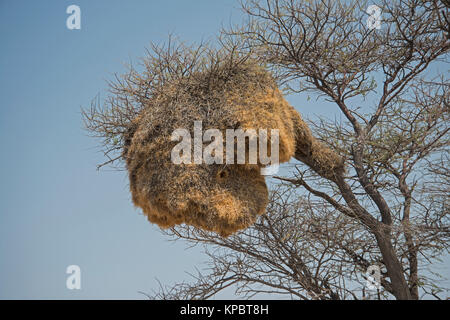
[84,0,449,300]
[150,0,449,300]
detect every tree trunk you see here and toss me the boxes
[331,175,412,299]
[374,226,412,300]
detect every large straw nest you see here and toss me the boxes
[123,59,343,236]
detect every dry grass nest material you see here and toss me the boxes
[123,59,343,236]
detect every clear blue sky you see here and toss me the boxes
[0,0,447,299]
